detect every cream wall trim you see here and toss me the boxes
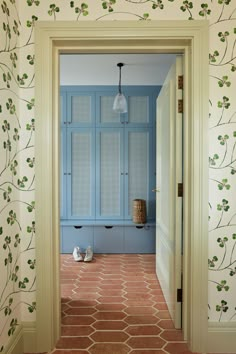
[23,321,37,353]
[4,325,23,354]
[207,322,236,353]
[35,21,209,353]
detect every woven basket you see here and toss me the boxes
[132,199,146,224]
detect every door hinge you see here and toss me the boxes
[178,99,183,113]
[177,288,183,303]
[178,75,184,90]
[178,183,183,197]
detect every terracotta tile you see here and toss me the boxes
[91,330,129,342]
[93,311,126,320]
[97,296,125,303]
[56,337,93,349]
[68,300,98,307]
[127,336,166,349]
[92,320,127,330]
[61,315,95,326]
[164,342,191,353]
[98,284,124,290]
[99,274,122,279]
[156,310,171,319]
[95,303,126,311]
[51,351,89,354]
[100,279,124,285]
[64,307,97,315]
[153,303,168,311]
[125,325,162,336]
[124,281,148,288]
[150,289,164,295]
[89,343,129,354]
[124,293,152,300]
[130,350,166,354]
[160,329,184,341]
[70,293,100,300]
[125,315,158,325]
[124,287,149,293]
[98,290,125,297]
[152,295,166,302]
[124,306,156,315]
[61,325,94,336]
[124,300,155,307]
[158,319,175,329]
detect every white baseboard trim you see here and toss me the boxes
[4,325,24,354]
[23,321,37,353]
[3,322,37,354]
[207,322,236,353]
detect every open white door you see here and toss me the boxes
[155,56,183,329]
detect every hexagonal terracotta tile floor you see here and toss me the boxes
[25,254,212,354]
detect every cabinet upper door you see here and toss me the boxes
[127,95,150,126]
[96,128,124,220]
[67,128,95,219]
[96,92,125,127]
[68,92,95,126]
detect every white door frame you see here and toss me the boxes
[35,21,209,353]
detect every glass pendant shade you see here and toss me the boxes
[113,93,127,113]
[113,62,127,114]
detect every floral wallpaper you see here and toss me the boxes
[0,0,236,351]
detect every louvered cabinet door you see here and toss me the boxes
[67,128,95,219]
[124,128,154,220]
[96,128,124,220]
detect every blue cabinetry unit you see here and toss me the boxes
[60,85,160,254]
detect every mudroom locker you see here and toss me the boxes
[60,85,160,253]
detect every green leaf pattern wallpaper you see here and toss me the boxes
[0,0,236,350]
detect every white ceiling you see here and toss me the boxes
[60,54,177,86]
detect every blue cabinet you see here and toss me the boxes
[60,86,160,253]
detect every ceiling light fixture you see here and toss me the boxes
[113,62,127,113]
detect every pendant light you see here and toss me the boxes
[113,62,127,113]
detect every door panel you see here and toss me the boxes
[96,128,124,219]
[67,128,95,219]
[156,56,183,328]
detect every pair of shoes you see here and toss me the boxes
[73,246,93,262]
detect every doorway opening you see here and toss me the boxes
[59,52,182,338]
[35,21,209,354]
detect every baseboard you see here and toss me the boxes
[3,322,37,354]
[3,325,24,354]
[207,322,236,353]
[23,322,37,353]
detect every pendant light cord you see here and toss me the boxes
[117,62,124,95]
[119,65,122,94]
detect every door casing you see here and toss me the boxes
[35,20,209,353]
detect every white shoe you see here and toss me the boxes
[84,246,93,262]
[73,246,83,262]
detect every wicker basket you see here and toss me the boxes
[132,199,146,224]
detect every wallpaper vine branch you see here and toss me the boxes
[0,0,236,351]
